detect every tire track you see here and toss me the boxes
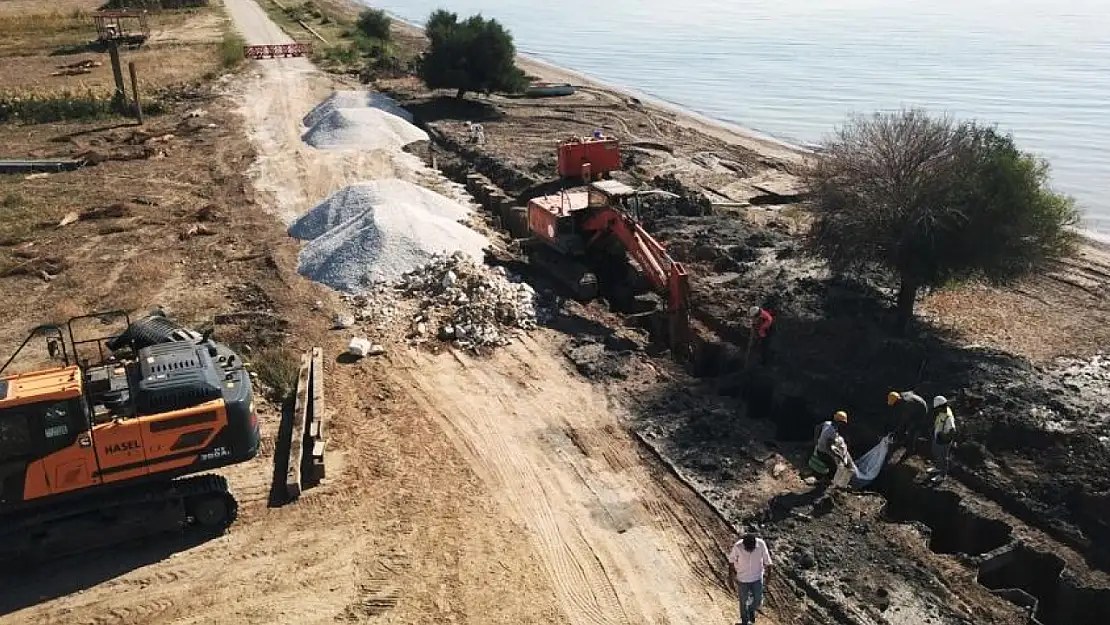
[402,339,740,625]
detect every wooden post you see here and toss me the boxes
[107,41,128,112]
[128,61,142,124]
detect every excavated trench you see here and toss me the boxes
[879,470,1012,556]
[876,464,1110,624]
[417,128,1110,625]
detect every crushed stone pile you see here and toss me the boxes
[303,90,415,127]
[290,180,487,292]
[302,90,427,151]
[395,251,544,350]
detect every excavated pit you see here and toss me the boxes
[977,544,1110,625]
[879,470,1013,556]
[416,122,1110,625]
[875,464,1110,624]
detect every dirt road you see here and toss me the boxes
[2,2,768,624]
[406,338,748,625]
[225,0,427,224]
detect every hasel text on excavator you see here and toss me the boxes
[0,310,260,564]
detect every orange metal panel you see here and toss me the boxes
[22,459,50,501]
[558,137,621,178]
[139,400,227,461]
[0,366,82,409]
[92,419,148,483]
[43,436,100,495]
[528,200,560,243]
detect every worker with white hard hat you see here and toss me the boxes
[929,395,957,482]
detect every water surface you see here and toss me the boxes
[369,0,1110,237]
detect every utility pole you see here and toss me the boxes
[106,39,128,113]
[128,61,143,124]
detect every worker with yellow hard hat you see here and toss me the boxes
[887,389,930,461]
[808,410,851,480]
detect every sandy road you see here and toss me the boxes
[404,337,754,625]
[2,2,772,624]
[224,0,762,622]
[224,0,428,224]
[224,0,762,621]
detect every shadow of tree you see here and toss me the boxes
[405,95,503,124]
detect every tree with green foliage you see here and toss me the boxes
[803,109,1079,332]
[416,9,526,99]
[356,8,391,41]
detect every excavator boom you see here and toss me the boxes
[581,205,692,355]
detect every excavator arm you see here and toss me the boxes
[582,207,692,354]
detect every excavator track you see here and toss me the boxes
[527,244,600,300]
[0,474,237,566]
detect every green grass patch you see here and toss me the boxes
[0,89,116,124]
[220,32,246,69]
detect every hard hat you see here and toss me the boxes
[749,306,761,317]
[887,391,901,406]
[933,395,948,409]
[833,410,848,423]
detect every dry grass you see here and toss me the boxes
[0,44,222,99]
[250,346,302,402]
[919,272,1110,362]
[0,0,98,16]
[0,10,95,56]
[0,2,226,98]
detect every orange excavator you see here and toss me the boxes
[523,180,692,355]
[0,310,259,563]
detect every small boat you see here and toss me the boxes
[526,82,577,97]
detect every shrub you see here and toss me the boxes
[220,32,246,68]
[355,8,391,41]
[804,109,1079,331]
[416,10,526,99]
[251,347,301,403]
[0,90,114,124]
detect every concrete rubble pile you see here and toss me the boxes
[397,251,542,349]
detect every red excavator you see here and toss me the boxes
[523,180,692,355]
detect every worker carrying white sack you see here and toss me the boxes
[809,411,895,489]
[808,411,854,484]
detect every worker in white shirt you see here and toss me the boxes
[726,532,773,625]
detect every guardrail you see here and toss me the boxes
[244,43,312,60]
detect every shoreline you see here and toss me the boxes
[383,12,805,168]
[378,7,1110,248]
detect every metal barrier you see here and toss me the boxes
[243,43,312,59]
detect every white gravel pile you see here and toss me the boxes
[303,90,415,128]
[301,90,427,151]
[290,180,487,292]
[393,251,541,350]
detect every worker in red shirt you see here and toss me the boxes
[749,306,775,365]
